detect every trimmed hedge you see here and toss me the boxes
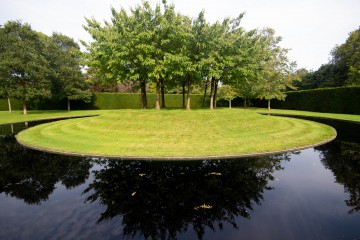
[253,86,360,114]
[0,93,208,111]
[0,98,22,111]
[91,93,207,109]
[3,86,358,114]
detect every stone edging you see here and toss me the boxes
[16,134,337,161]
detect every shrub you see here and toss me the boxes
[253,86,360,114]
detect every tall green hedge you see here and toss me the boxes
[4,87,358,114]
[0,98,22,111]
[0,93,208,111]
[253,86,360,114]
[91,93,206,109]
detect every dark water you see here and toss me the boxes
[0,119,360,240]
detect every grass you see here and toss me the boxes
[2,107,360,125]
[16,108,336,159]
[0,110,111,125]
[252,108,360,123]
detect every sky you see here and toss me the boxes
[0,0,359,71]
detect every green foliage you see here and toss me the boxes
[335,27,360,86]
[83,1,183,109]
[254,86,360,114]
[82,2,295,110]
[218,85,237,107]
[255,28,294,105]
[295,63,346,90]
[44,33,91,110]
[0,21,51,113]
[296,27,360,90]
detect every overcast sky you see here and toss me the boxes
[1,0,359,70]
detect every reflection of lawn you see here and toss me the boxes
[16,108,336,159]
[252,108,360,123]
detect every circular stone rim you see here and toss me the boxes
[16,134,336,160]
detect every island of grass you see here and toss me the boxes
[16,108,336,160]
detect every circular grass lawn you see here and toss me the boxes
[16,108,337,160]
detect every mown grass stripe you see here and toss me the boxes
[16,108,336,159]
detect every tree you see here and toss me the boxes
[0,26,13,112]
[0,21,51,114]
[297,27,360,90]
[84,1,164,109]
[45,33,91,111]
[218,85,237,108]
[256,28,294,111]
[225,27,268,108]
[205,14,246,110]
[332,27,360,86]
[183,11,208,110]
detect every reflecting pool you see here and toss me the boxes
[0,118,360,239]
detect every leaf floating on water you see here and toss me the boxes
[194,203,213,210]
[131,192,136,196]
[205,172,222,176]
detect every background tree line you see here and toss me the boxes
[1,1,359,113]
[294,27,360,90]
[0,21,91,114]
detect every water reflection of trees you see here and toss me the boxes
[84,155,286,240]
[0,135,92,205]
[317,140,360,214]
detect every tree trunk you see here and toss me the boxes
[209,77,215,110]
[10,124,14,134]
[7,98,12,112]
[160,78,165,108]
[213,80,218,108]
[22,98,27,115]
[202,79,209,108]
[182,81,186,108]
[186,79,191,111]
[155,80,161,110]
[140,81,148,109]
[229,100,232,108]
[268,99,271,111]
[244,98,247,108]
[67,97,71,111]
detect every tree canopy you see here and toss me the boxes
[1,2,297,112]
[83,1,294,110]
[0,21,91,113]
[295,27,360,90]
[0,21,51,114]
[44,33,91,111]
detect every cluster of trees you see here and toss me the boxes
[1,2,358,113]
[0,21,91,114]
[83,1,295,110]
[295,27,360,90]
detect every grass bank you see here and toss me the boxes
[16,108,336,159]
[252,108,360,123]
